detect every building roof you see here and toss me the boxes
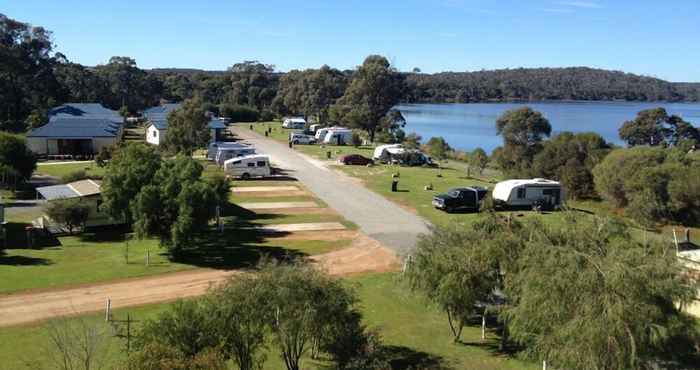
[28,118,121,138]
[37,180,102,201]
[148,119,169,130]
[49,103,121,121]
[143,104,181,120]
[208,119,226,129]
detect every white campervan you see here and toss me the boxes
[282,118,306,129]
[372,144,405,162]
[224,155,271,180]
[314,126,345,140]
[492,178,564,208]
[323,128,353,145]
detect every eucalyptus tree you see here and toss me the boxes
[330,55,406,142]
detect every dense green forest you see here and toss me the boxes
[404,67,699,103]
[2,12,700,133]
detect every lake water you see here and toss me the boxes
[397,102,700,153]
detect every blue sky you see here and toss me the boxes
[4,0,699,81]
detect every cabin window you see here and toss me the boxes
[247,162,255,167]
[153,131,157,138]
[96,199,102,213]
[257,161,266,167]
[516,187,526,199]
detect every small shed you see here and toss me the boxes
[35,180,122,229]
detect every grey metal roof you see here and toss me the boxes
[143,103,181,119]
[36,184,80,200]
[28,118,121,138]
[208,119,226,129]
[49,103,121,120]
[148,119,168,130]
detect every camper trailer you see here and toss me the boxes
[224,155,271,180]
[492,178,564,209]
[322,128,353,145]
[207,142,253,160]
[282,118,306,129]
[373,144,405,163]
[314,126,346,141]
[215,146,257,165]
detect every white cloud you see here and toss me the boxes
[556,1,603,8]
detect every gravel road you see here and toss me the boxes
[232,125,431,256]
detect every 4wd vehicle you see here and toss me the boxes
[432,186,488,213]
[289,132,317,145]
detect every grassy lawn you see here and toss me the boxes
[34,161,105,180]
[0,272,537,370]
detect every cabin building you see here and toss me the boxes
[26,103,123,157]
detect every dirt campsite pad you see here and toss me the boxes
[256,222,347,233]
[0,233,399,327]
[311,234,401,275]
[232,185,300,193]
[238,201,318,210]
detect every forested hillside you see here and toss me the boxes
[404,67,699,103]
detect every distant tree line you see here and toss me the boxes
[404,67,699,103]
[4,13,700,134]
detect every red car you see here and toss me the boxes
[338,154,373,165]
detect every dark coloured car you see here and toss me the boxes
[338,154,373,165]
[432,187,489,213]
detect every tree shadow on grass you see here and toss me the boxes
[380,345,449,370]
[0,253,52,266]
[173,227,300,269]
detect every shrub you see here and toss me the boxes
[592,147,666,207]
[44,198,90,234]
[259,109,274,121]
[219,104,259,122]
[95,146,114,167]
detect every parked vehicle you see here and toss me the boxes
[309,123,323,133]
[492,178,564,209]
[289,132,317,145]
[207,142,253,160]
[213,144,256,166]
[314,126,347,141]
[322,128,353,145]
[223,155,271,180]
[282,117,306,129]
[432,187,488,213]
[338,154,373,165]
[373,144,405,163]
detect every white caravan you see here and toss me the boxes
[224,155,271,180]
[372,144,405,162]
[314,126,345,140]
[322,128,353,145]
[215,146,257,166]
[492,178,564,208]
[207,142,253,160]
[309,124,323,133]
[282,118,306,129]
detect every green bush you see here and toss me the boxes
[219,104,259,122]
[259,109,274,122]
[592,147,666,207]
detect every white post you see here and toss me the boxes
[673,228,679,255]
[542,360,547,370]
[481,315,486,341]
[105,298,111,322]
[146,250,150,266]
[402,255,412,273]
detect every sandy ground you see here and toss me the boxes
[256,222,346,233]
[231,186,300,193]
[238,201,318,210]
[0,233,398,327]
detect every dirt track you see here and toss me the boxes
[0,235,398,327]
